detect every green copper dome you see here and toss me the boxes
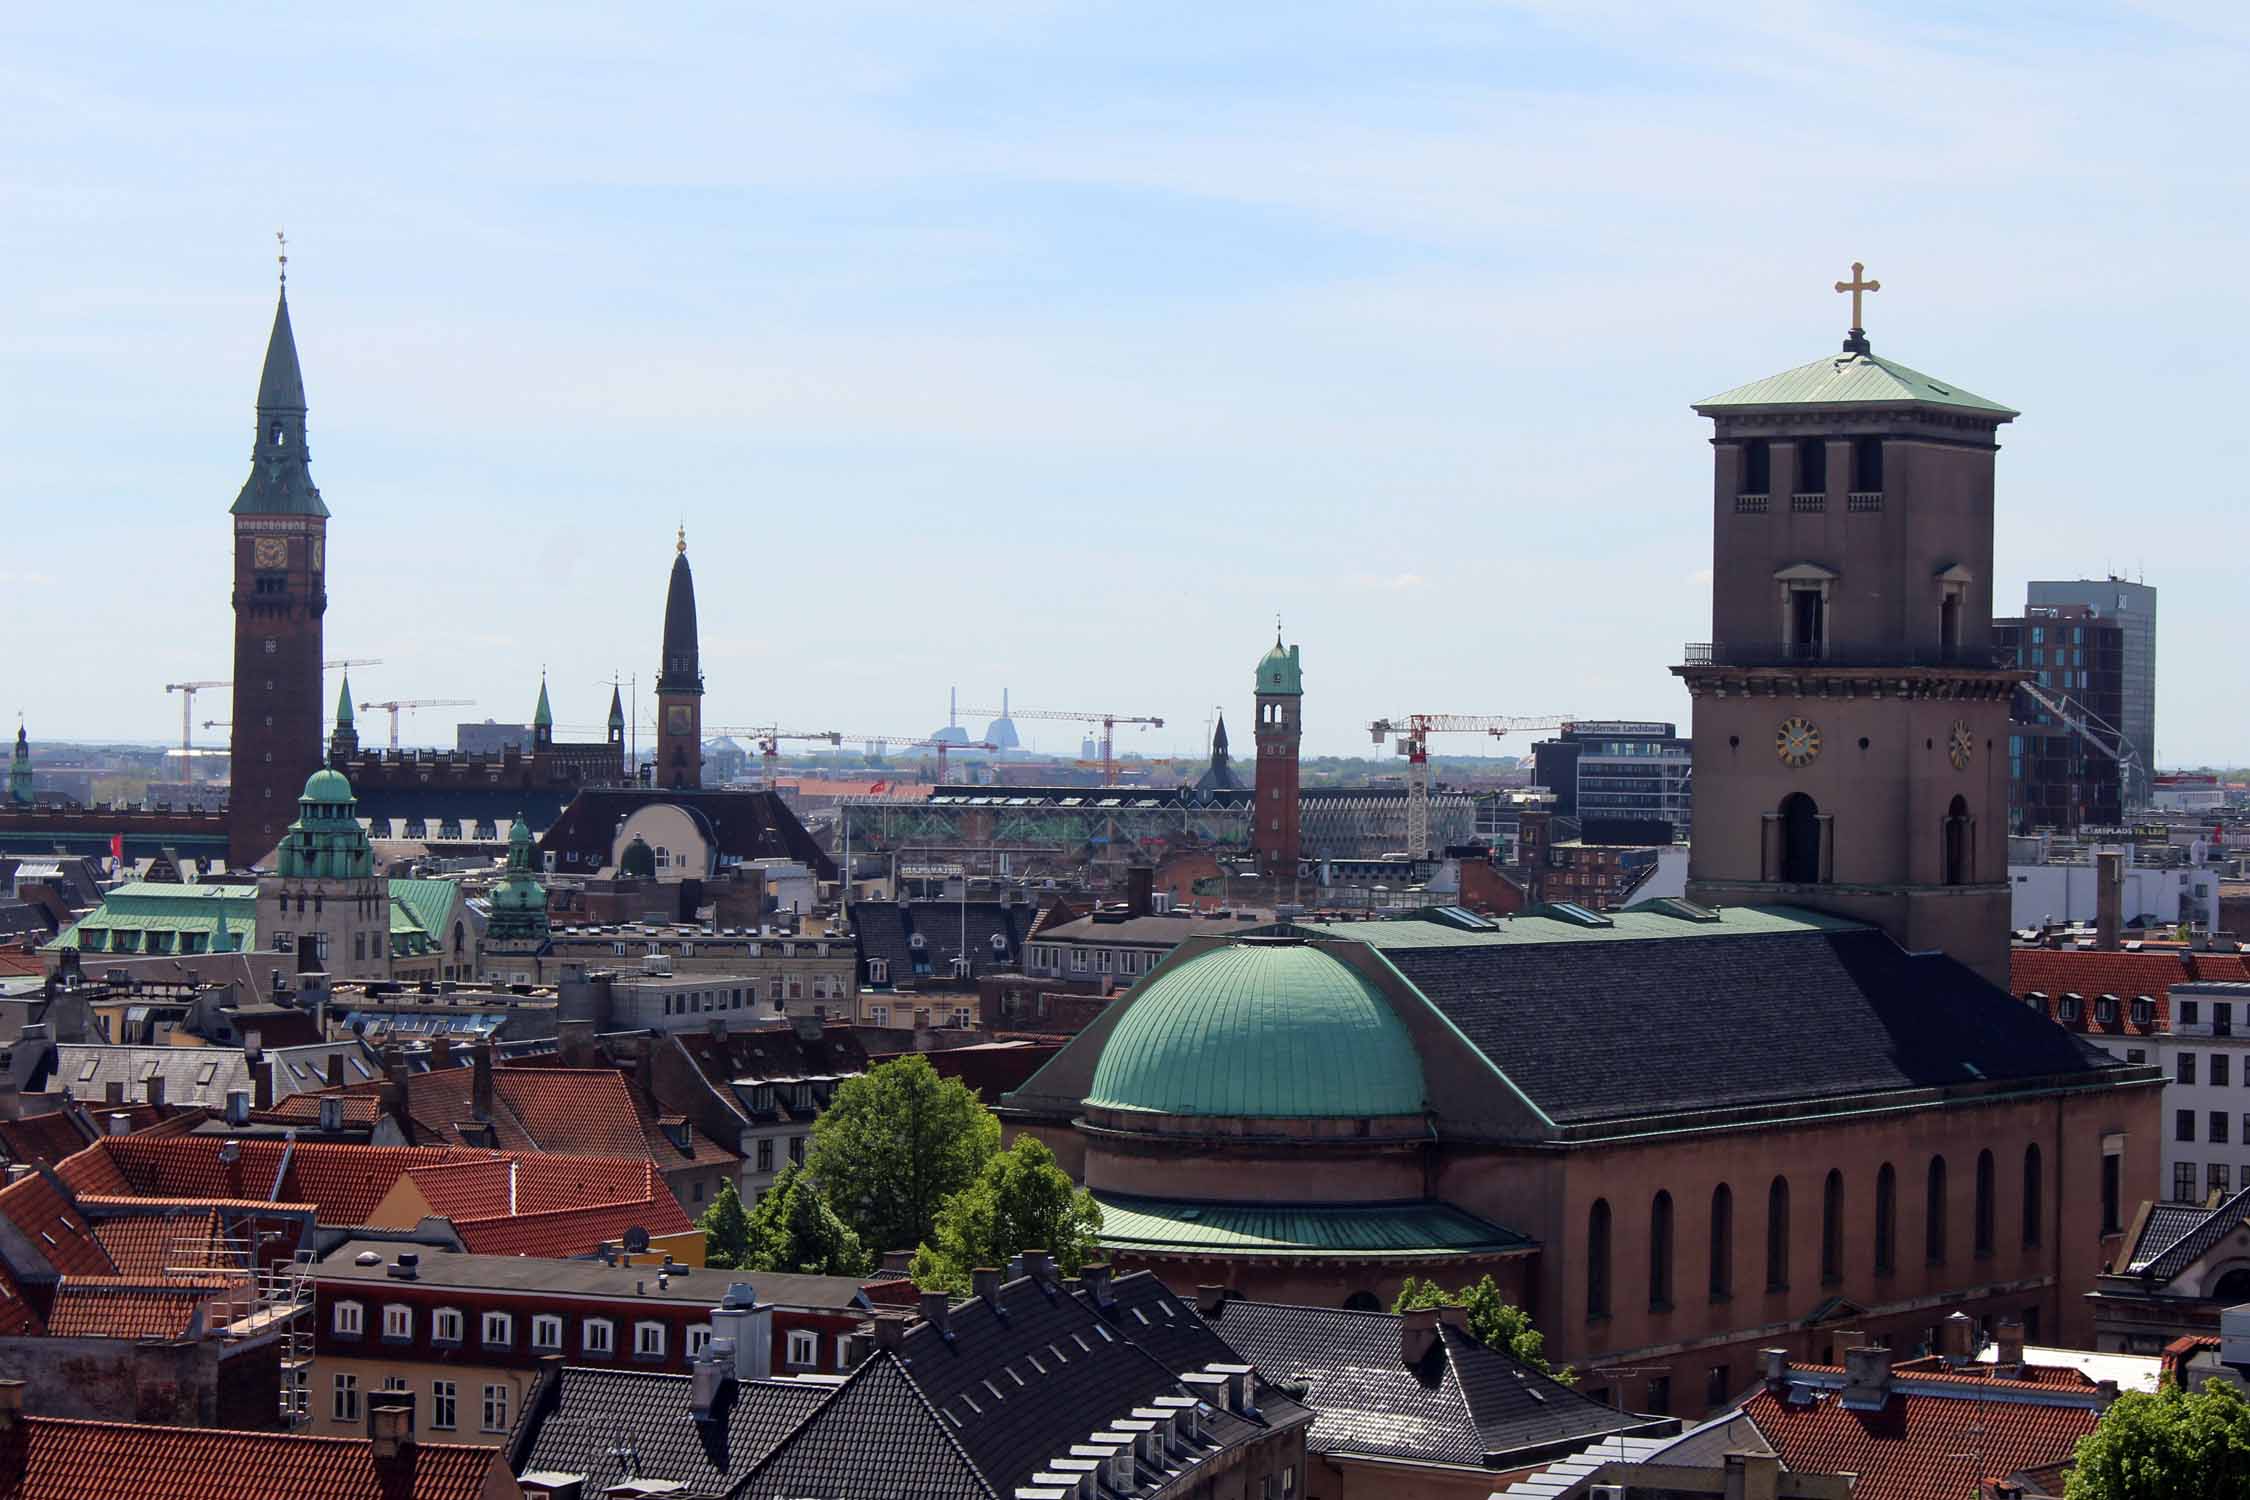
[619,834,657,880]
[303,768,353,803]
[1087,941,1424,1119]
[278,770,373,880]
[1256,637,1302,696]
[485,814,551,944]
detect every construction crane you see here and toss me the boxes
[163,681,230,778]
[962,705,1164,786]
[706,726,846,786]
[1370,713,1575,858]
[844,735,999,781]
[360,698,475,751]
[2015,681,2143,786]
[323,657,383,677]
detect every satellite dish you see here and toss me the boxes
[622,1226,651,1254]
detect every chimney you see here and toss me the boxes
[1723,1449,1782,1500]
[367,1394,413,1462]
[1126,866,1154,918]
[972,1267,1003,1303]
[690,1354,727,1423]
[0,1378,22,1431]
[223,1088,250,1126]
[319,1095,345,1133]
[1208,1362,1255,1415]
[144,1074,165,1110]
[104,1111,130,1137]
[1761,1347,1790,1395]
[881,1249,916,1274]
[1841,1345,1894,1410]
[874,1311,910,1351]
[707,1284,772,1382]
[1436,1303,1467,1332]
[2096,1377,2120,1408]
[1079,1263,1112,1307]
[386,1252,419,1280]
[1401,1306,1441,1365]
[1939,1309,1977,1367]
[2097,849,2124,951]
[243,1028,263,1064]
[1194,1284,1228,1315]
[429,1035,453,1070]
[1998,1322,2034,1376]
[919,1290,952,1335]
[471,1039,494,1121]
[557,1019,596,1068]
[1021,1248,1054,1288]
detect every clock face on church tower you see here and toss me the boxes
[1949,720,1974,771]
[253,536,288,569]
[1775,717,1821,768]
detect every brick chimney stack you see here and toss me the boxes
[471,1039,495,1122]
[1401,1306,1440,1365]
[2096,848,2125,950]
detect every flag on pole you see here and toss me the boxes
[110,834,125,868]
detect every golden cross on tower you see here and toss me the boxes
[1834,261,1879,332]
[276,229,288,285]
[676,523,687,555]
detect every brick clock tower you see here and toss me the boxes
[656,529,703,789]
[1251,633,1302,876]
[229,264,329,868]
[1675,267,2019,986]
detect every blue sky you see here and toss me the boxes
[6,2,2246,763]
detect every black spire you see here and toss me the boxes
[658,529,702,696]
[1211,712,1229,756]
[231,277,328,518]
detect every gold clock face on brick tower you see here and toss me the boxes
[253,536,288,569]
[1775,717,1821,768]
[667,706,691,734]
[1949,719,1973,771]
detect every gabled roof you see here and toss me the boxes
[1195,1297,1663,1467]
[515,1366,829,1496]
[538,788,835,880]
[12,1415,499,1500]
[61,1137,491,1226]
[1694,349,2016,416]
[743,1351,995,1500]
[2009,947,2250,1033]
[0,1169,115,1277]
[44,1280,212,1339]
[850,900,1036,985]
[2122,1186,2250,1283]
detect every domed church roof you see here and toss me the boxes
[1087,940,1424,1119]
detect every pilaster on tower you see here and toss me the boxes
[1251,633,1303,876]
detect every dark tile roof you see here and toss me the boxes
[1388,928,2126,1125]
[2124,1202,2214,1272]
[1196,1297,1663,1467]
[741,1352,994,1500]
[512,1367,828,1496]
[539,788,836,880]
[850,900,1036,984]
[2127,1187,2250,1282]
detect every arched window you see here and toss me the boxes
[452,921,465,956]
[1796,437,1827,495]
[1766,1177,1790,1292]
[1649,1192,1674,1311]
[1780,794,1821,884]
[1875,1163,1897,1274]
[2215,1269,2250,1303]
[1926,1156,1949,1265]
[1342,1291,1381,1311]
[1944,795,1972,885]
[1587,1200,1611,1319]
[1822,1170,1845,1284]
[1975,1149,1996,1258]
[2023,1145,2043,1248]
[1709,1184,1734,1300]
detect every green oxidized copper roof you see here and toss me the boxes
[1255,637,1302,696]
[47,882,259,953]
[1695,350,2016,416]
[485,817,550,942]
[335,675,354,727]
[1092,1193,1530,1259]
[388,878,457,944]
[533,678,553,730]
[1086,941,1424,1119]
[278,770,373,880]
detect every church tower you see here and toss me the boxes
[656,529,703,789]
[607,684,627,775]
[328,673,358,764]
[229,252,330,869]
[8,723,31,808]
[532,675,554,752]
[1252,634,1303,875]
[1675,267,2019,986]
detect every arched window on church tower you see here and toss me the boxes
[1975,1149,1996,1258]
[1587,1199,1611,1319]
[1649,1191,1674,1312]
[1821,1169,1844,1284]
[1709,1184,1733,1301]
[1766,1177,1790,1292]
[2023,1144,2043,1248]
[1875,1162,1897,1274]
[1926,1155,1949,1265]
[1944,796,1972,885]
[1780,794,1822,884]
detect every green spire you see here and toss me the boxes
[1256,633,1302,696]
[335,672,354,728]
[534,676,554,730]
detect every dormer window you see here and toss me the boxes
[2131,995,2156,1027]
[2058,993,2081,1024]
[2095,994,2118,1026]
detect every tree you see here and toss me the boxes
[699,1181,754,1270]
[2067,1378,2250,1499]
[807,1054,1000,1256]
[1392,1275,1572,1383]
[911,1135,1103,1292]
[740,1162,868,1276]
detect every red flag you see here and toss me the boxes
[110,834,124,866]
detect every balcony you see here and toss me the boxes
[1790,493,1826,513]
[1733,494,1769,515]
[1682,642,2018,669]
[1847,491,1884,512]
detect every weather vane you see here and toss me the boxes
[276,229,288,286]
[676,523,687,555]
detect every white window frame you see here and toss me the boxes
[583,1318,614,1356]
[1071,947,1088,971]
[482,1310,513,1348]
[688,1324,713,1357]
[951,1007,973,1030]
[634,1320,666,1358]
[332,1372,359,1422]
[530,1314,563,1351]
[868,958,889,984]
[381,1304,411,1341]
[432,1307,463,1344]
[786,1328,819,1367]
[481,1383,510,1433]
[332,1300,363,1337]
[868,1004,889,1027]
[431,1379,457,1430]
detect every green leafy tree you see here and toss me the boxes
[740,1162,868,1276]
[698,1181,754,1270]
[910,1135,1103,1292]
[2067,1378,2250,1499]
[807,1054,1000,1256]
[1392,1275,1572,1383]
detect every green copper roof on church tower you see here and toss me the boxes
[231,274,330,518]
[1694,350,2015,417]
[1256,635,1302,696]
[534,676,553,730]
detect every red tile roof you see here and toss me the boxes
[91,1210,225,1277]
[10,1416,503,1499]
[43,1281,213,1340]
[453,1195,693,1258]
[58,1138,494,1226]
[1744,1377,2099,1500]
[0,1172,115,1277]
[2009,947,2250,1036]
[252,1094,383,1128]
[401,1154,695,1257]
[0,1112,93,1172]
